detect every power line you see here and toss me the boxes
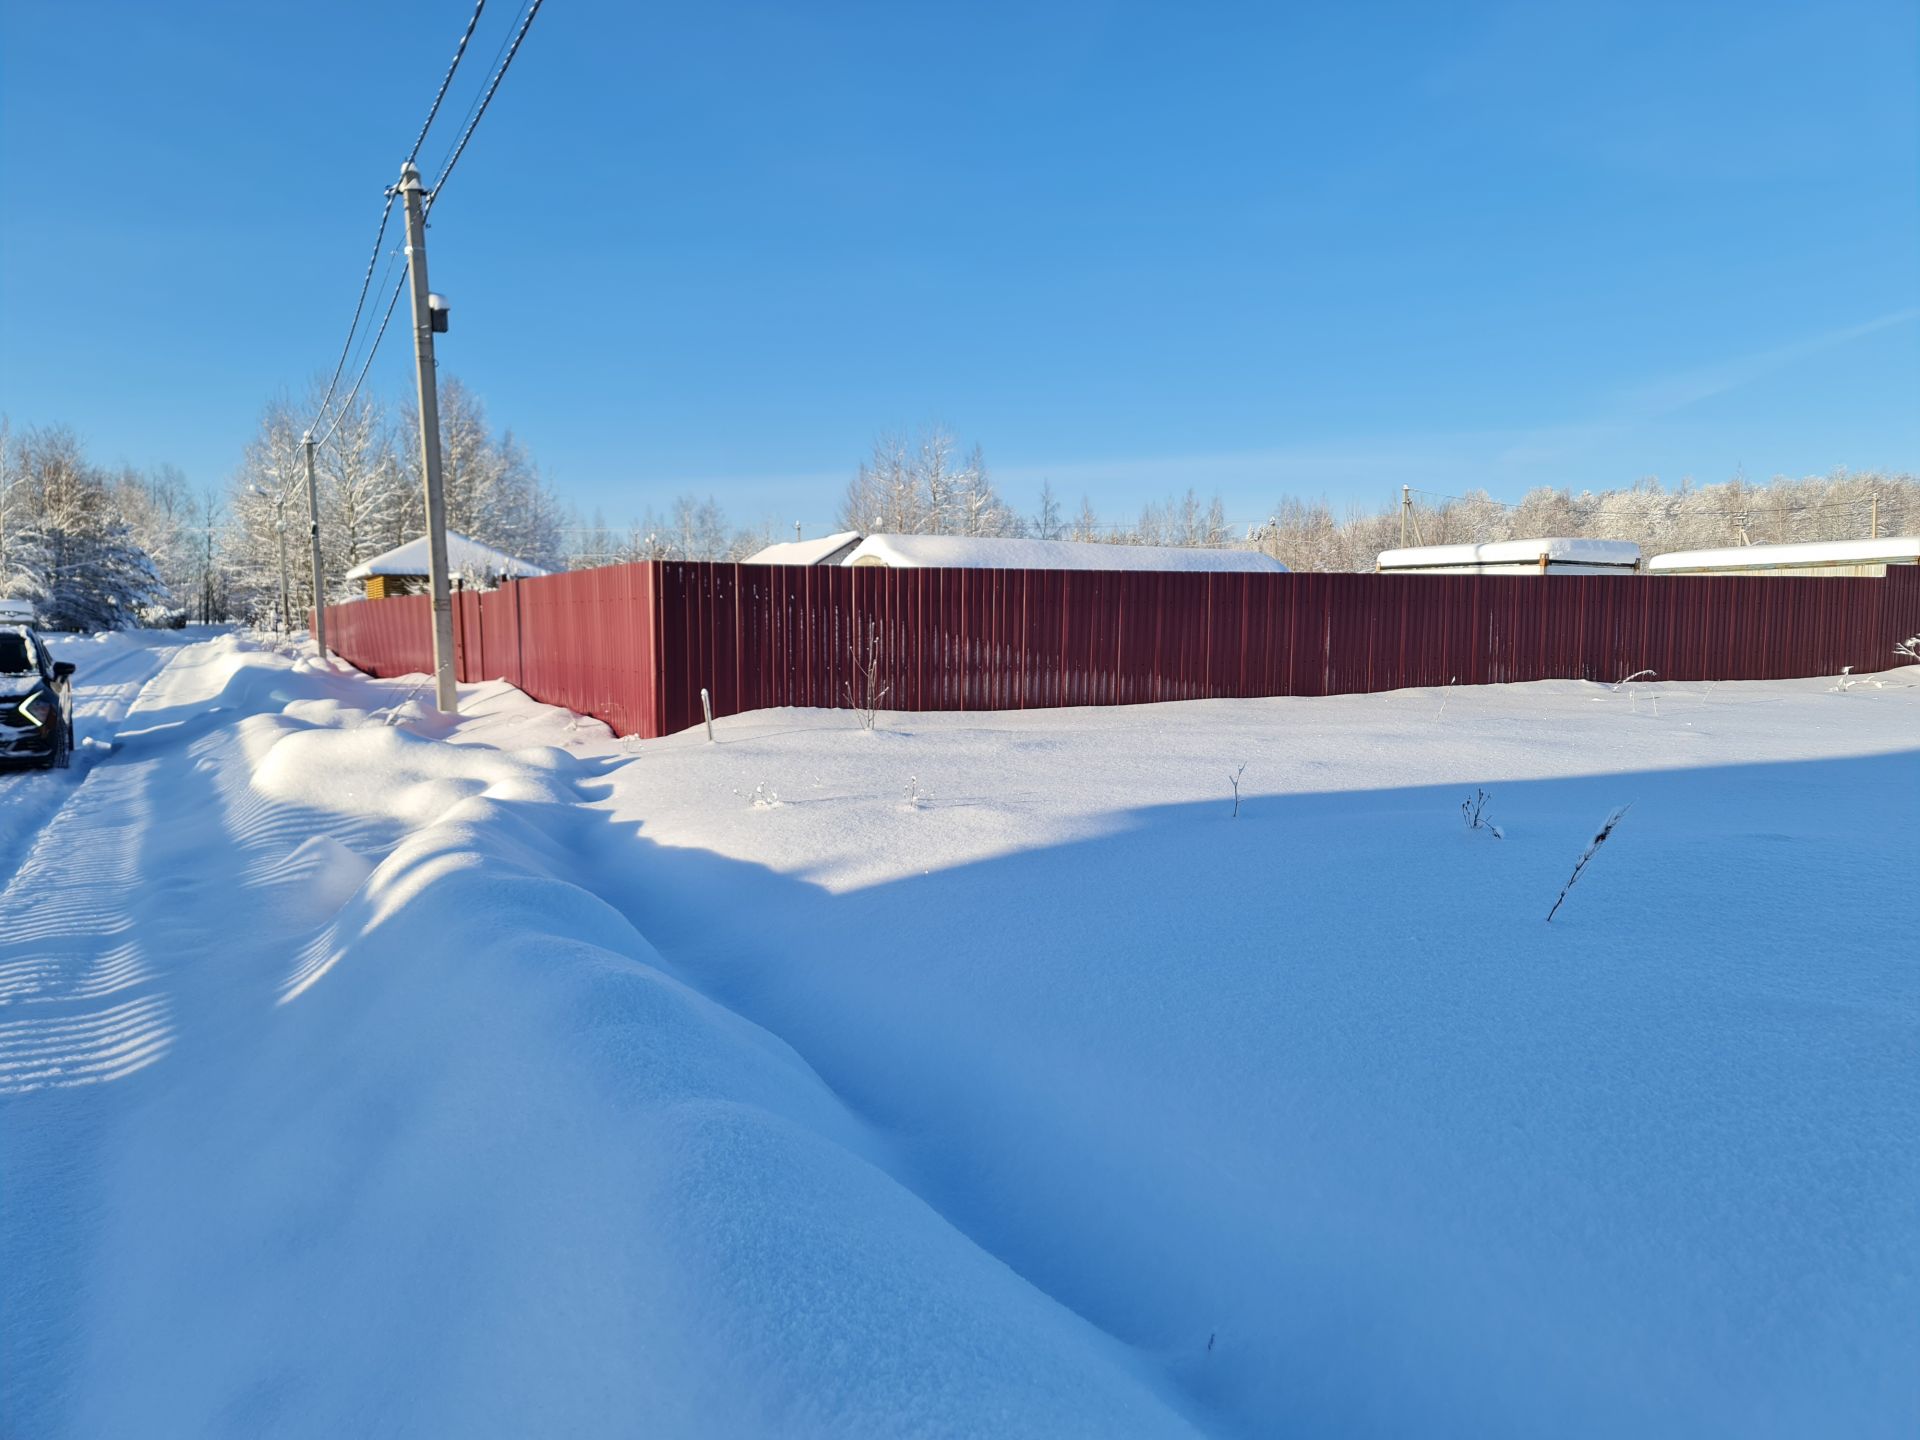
[1407,487,1521,510]
[307,193,396,433]
[313,269,408,450]
[406,0,488,166]
[425,0,546,213]
[315,0,547,443]
[424,3,523,186]
[307,0,495,438]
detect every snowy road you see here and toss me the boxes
[2,630,1916,1439]
[0,628,207,885]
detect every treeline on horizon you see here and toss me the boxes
[570,427,1920,574]
[3,405,1916,632]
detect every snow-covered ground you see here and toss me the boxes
[2,631,1915,1438]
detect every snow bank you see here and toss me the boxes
[845,533,1288,572]
[2,637,1197,1438]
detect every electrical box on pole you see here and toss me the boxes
[398,162,460,714]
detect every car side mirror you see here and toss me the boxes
[52,662,75,681]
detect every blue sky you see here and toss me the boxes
[2,1,1915,534]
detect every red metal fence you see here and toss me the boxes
[323,561,1920,739]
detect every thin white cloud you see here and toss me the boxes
[1620,308,1920,421]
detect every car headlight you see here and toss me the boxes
[16,686,49,728]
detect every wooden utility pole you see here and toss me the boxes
[398,162,459,714]
[302,432,327,658]
[1871,491,1879,539]
[1401,485,1410,547]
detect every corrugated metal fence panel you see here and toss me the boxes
[324,591,434,679]
[324,564,663,740]
[325,562,1920,740]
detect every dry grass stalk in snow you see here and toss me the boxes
[1546,806,1630,922]
[1461,788,1503,839]
[845,621,889,730]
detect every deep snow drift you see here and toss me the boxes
[2,631,1916,1438]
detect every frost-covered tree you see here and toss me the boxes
[1032,480,1063,541]
[396,380,562,568]
[318,396,403,581]
[837,428,1022,537]
[227,378,564,615]
[1,426,161,630]
[227,399,310,622]
[1244,470,1919,571]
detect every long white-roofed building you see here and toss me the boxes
[1647,536,1920,579]
[842,534,1288,573]
[1376,538,1641,576]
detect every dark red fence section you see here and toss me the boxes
[449,564,661,740]
[323,561,1920,739]
[324,591,434,680]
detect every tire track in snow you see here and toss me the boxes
[0,630,203,888]
[0,642,192,1092]
[0,635,410,1435]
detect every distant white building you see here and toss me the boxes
[1647,537,1920,579]
[345,532,549,599]
[740,531,864,567]
[842,534,1288,573]
[1375,538,1641,576]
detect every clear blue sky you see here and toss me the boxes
[2,1,1915,534]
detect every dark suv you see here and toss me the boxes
[0,626,75,769]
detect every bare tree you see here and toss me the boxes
[844,619,889,730]
[837,427,1021,538]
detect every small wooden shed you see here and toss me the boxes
[345,533,549,599]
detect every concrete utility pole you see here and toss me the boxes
[1401,485,1410,548]
[1871,491,1879,540]
[275,494,292,635]
[398,162,459,714]
[302,432,327,658]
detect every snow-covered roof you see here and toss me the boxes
[1376,538,1642,570]
[1647,536,1920,572]
[844,534,1289,573]
[741,531,863,566]
[344,532,550,583]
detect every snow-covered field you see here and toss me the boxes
[2,630,1915,1438]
